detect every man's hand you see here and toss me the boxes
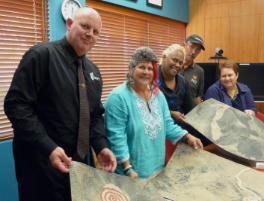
[171,111,185,122]
[194,96,203,105]
[49,147,72,173]
[184,134,203,149]
[97,148,117,172]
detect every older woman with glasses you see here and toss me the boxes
[104,47,203,179]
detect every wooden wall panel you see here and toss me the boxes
[229,15,259,61]
[257,15,264,61]
[187,0,264,62]
[186,0,206,61]
[204,18,230,62]
[205,2,227,18]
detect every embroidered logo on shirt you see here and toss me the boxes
[191,74,198,85]
[90,72,100,81]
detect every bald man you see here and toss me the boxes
[4,7,116,201]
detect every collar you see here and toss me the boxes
[158,65,181,87]
[57,37,85,64]
[237,82,249,93]
[189,63,195,69]
[218,80,248,93]
[183,62,194,70]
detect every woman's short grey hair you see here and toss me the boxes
[128,47,158,69]
[127,47,157,87]
[160,44,185,64]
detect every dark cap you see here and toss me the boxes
[186,34,205,50]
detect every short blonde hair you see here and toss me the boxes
[160,44,185,64]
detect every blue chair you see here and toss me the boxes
[0,139,19,201]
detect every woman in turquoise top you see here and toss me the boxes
[104,47,203,178]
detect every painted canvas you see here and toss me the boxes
[70,144,264,201]
[185,98,264,167]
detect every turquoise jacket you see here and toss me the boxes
[104,82,187,178]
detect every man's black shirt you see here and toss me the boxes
[4,38,108,157]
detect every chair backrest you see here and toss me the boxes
[256,111,264,123]
[0,139,19,201]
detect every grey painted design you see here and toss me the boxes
[70,144,264,201]
[70,161,162,201]
[145,144,264,200]
[185,98,264,164]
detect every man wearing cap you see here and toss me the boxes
[182,34,205,105]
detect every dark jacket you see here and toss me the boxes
[204,80,256,112]
[158,67,195,114]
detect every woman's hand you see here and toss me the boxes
[127,169,138,178]
[183,134,203,149]
[171,111,185,122]
[122,160,138,178]
[244,109,255,116]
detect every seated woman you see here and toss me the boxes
[204,61,256,115]
[104,47,203,179]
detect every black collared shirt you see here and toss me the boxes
[4,38,107,157]
[182,63,204,99]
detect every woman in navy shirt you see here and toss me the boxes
[204,61,256,116]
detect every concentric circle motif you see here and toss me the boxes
[100,184,130,201]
